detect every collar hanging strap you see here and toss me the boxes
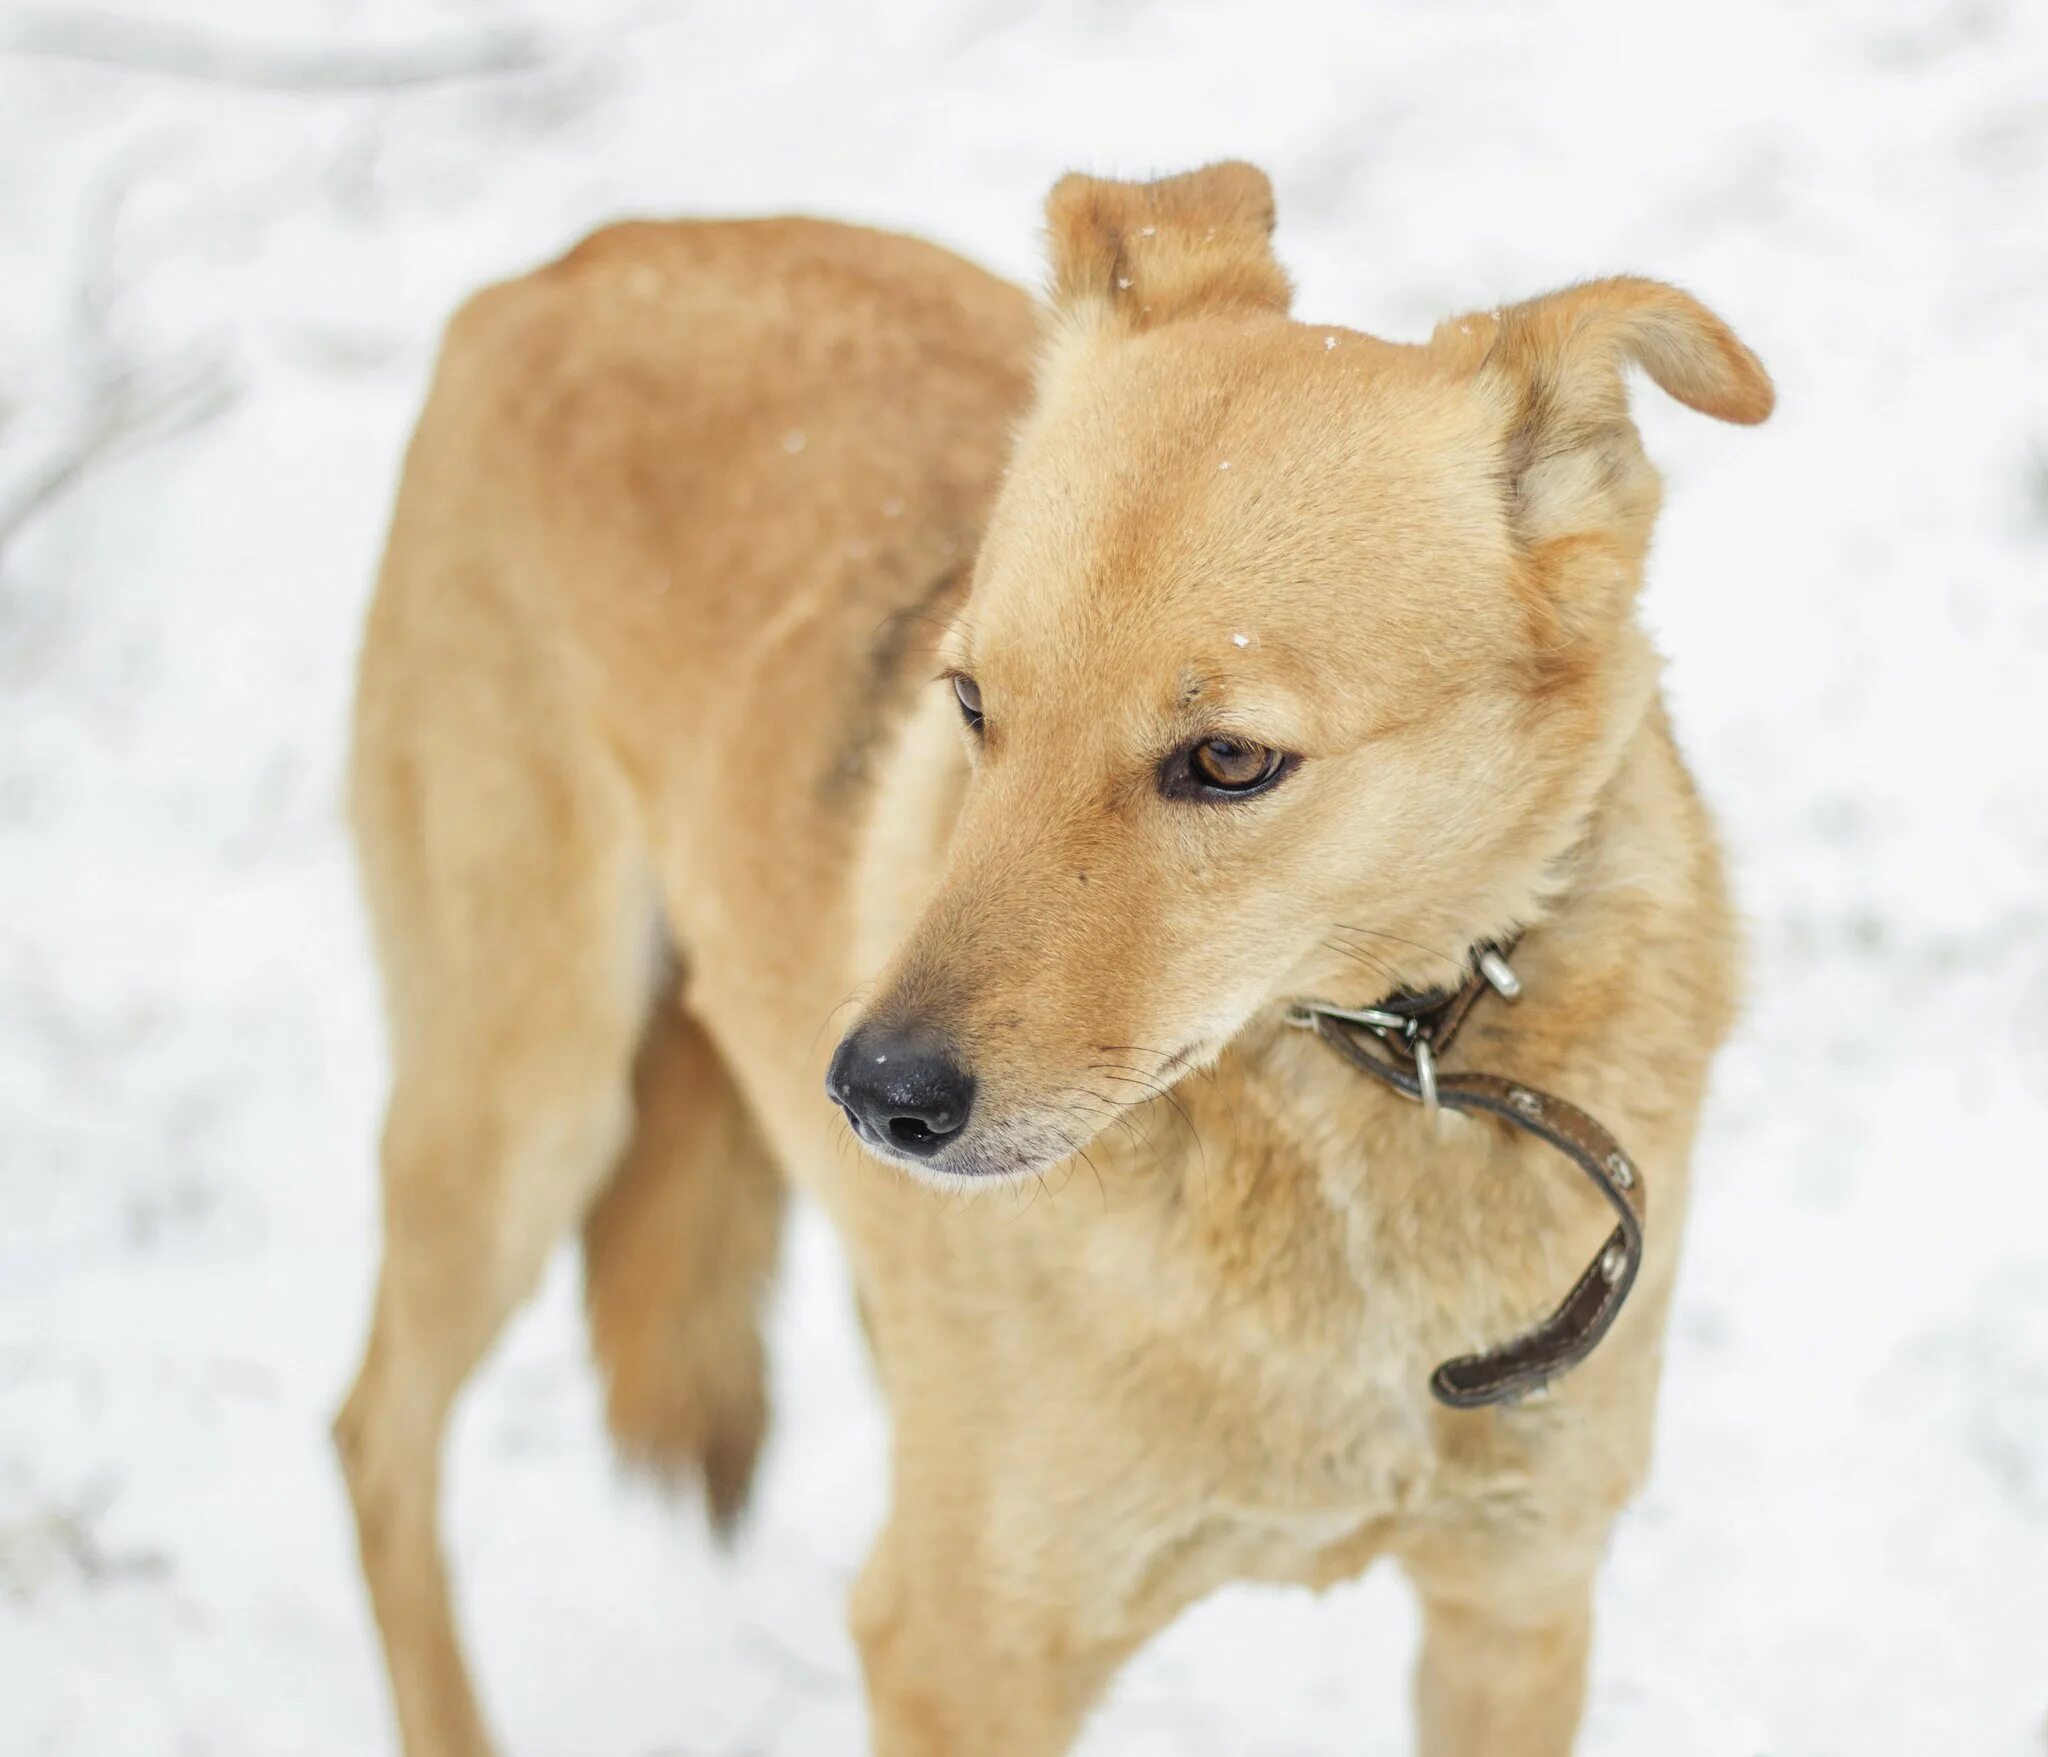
[1290,947,1646,1410]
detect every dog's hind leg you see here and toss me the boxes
[582,993,786,1534]
[334,571,659,1757]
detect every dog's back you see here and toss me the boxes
[357,216,1034,989]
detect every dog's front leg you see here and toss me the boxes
[850,1483,1142,1757]
[1401,1529,1607,1757]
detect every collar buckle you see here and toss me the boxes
[1285,1000,1411,1034]
[1286,998,1439,1113]
[1288,940,1522,1116]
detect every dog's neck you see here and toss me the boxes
[1008,697,1732,1411]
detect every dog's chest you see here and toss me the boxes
[1076,1083,1592,1532]
[1081,1146,1446,1509]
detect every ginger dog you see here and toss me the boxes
[336,162,1770,1756]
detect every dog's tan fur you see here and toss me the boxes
[335,164,1769,1756]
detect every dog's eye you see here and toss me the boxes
[1191,737,1280,789]
[1166,736,1291,800]
[953,674,984,733]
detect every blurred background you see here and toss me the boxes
[2,2,2044,1752]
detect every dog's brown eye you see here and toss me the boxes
[1192,738,1278,788]
[953,674,984,732]
[1167,736,1290,800]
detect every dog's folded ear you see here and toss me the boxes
[1460,275,1773,430]
[1044,162,1292,329]
[1432,278,1771,645]
[1440,277,1772,549]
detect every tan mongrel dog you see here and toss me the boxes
[335,162,1770,1756]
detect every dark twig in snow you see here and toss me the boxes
[0,138,242,568]
[0,1478,171,1602]
[0,356,239,564]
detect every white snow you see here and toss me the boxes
[3,2,2045,1754]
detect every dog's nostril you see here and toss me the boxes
[826,1024,975,1159]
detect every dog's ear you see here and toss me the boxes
[1044,162,1292,329]
[1435,278,1771,647]
[1443,277,1772,544]
[1466,275,1774,430]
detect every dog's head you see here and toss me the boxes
[829,162,1770,1183]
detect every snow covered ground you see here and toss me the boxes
[2,1,2044,1751]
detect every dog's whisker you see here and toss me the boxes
[1048,1084,1121,1118]
[1075,1144,1108,1212]
[808,982,875,1057]
[1093,1042,1185,1072]
[1082,1061,1184,1094]
[1329,923,1470,984]
[1043,1084,1175,1179]
[1088,1068,1175,1095]
[1067,1065,1207,1177]
[1321,938,1407,992]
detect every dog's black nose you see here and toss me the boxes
[827,1025,974,1158]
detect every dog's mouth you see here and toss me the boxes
[833,1099,1084,1186]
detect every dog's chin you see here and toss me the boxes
[840,1114,1083,1191]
